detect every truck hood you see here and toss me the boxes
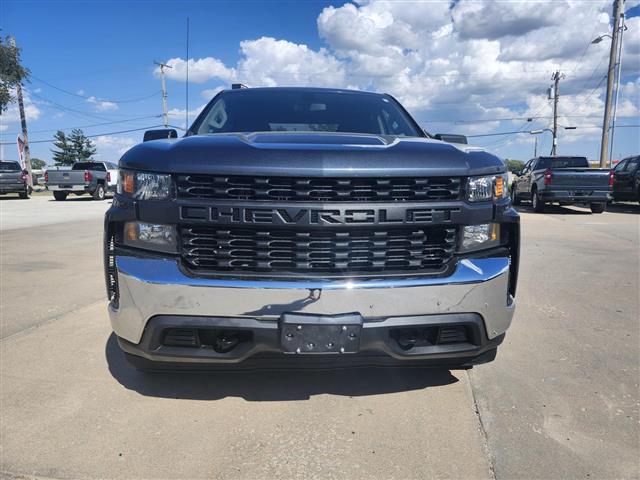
[120,132,505,177]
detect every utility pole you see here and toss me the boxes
[600,0,624,167]
[609,10,626,166]
[550,70,564,156]
[8,36,32,186]
[154,61,172,127]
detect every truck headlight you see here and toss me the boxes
[123,222,177,253]
[467,174,508,202]
[118,170,172,200]
[459,223,500,252]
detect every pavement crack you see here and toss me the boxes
[467,369,497,480]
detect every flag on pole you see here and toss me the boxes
[17,136,25,168]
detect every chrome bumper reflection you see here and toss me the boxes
[110,255,515,344]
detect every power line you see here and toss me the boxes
[31,75,162,104]
[0,125,165,145]
[1,115,163,136]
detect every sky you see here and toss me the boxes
[1,0,639,164]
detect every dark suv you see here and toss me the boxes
[612,156,640,203]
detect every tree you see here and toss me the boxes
[0,36,30,112]
[69,128,96,161]
[51,130,75,166]
[505,159,525,173]
[30,157,46,170]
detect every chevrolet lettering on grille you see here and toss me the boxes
[179,205,462,226]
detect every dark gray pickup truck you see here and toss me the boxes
[511,156,612,213]
[104,86,520,371]
[0,161,30,199]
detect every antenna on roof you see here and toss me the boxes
[231,84,249,90]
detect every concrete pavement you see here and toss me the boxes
[0,197,638,479]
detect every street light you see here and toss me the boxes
[529,127,576,156]
[591,34,612,44]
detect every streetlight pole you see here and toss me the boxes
[530,127,576,156]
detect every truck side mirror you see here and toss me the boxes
[143,129,178,142]
[434,133,468,145]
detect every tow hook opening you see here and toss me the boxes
[162,328,253,353]
[390,325,474,351]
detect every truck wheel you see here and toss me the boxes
[510,185,520,205]
[53,191,68,201]
[590,202,606,214]
[18,189,30,199]
[93,184,106,200]
[532,188,545,212]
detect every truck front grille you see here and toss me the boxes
[180,226,456,277]
[176,175,462,202]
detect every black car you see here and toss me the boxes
[0,161,30,199]
[612,156,640,203]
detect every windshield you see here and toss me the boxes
[194,90,421,137]
[538,157,589,169]
[0,161,21,172]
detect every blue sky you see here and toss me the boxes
[1,0,639,164]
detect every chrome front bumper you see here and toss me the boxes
[109,255,515,345]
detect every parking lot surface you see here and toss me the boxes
[1,196,638,479]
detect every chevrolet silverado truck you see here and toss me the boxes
[104,86,520,371]
[0,161,30,199]
[510,156,613,213]
[46,161,118,201]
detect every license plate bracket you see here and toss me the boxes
[280,313,363,354]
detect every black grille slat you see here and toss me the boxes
[180,226,456,276]
[177,175,462,202]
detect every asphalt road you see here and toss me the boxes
[1,195,638,479]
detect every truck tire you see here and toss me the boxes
[532,187,545,213]
[53,191,68,201]
[510,185,520,205]
[18,189,30,199]
[590,202,606,214]
[93,184,106,200]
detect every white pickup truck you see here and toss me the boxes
[45,161,118,201]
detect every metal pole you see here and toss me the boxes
[186,17,190,130]
[599,0,624,167]
[534,136,538,157]
[8,36,32,187]
[609,12,625,168]
[551,71,562,156]
[154,61,172,128]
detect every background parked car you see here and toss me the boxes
[0,160,31,199]
[612,156,640,203]
[510,156,612,213]
[45,161,118,201]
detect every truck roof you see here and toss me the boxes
[221,86,386,97]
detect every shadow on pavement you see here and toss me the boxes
[606,202,640,215]
[516,204,597,215]
[0,196,27,201]
[105,334,458,401]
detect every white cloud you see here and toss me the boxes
[201,86,224,99]
[149,0,639,158]
[93,135,137,159]
[158,57,235,83]
[86,96,119,111]
[1,88,42,127]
